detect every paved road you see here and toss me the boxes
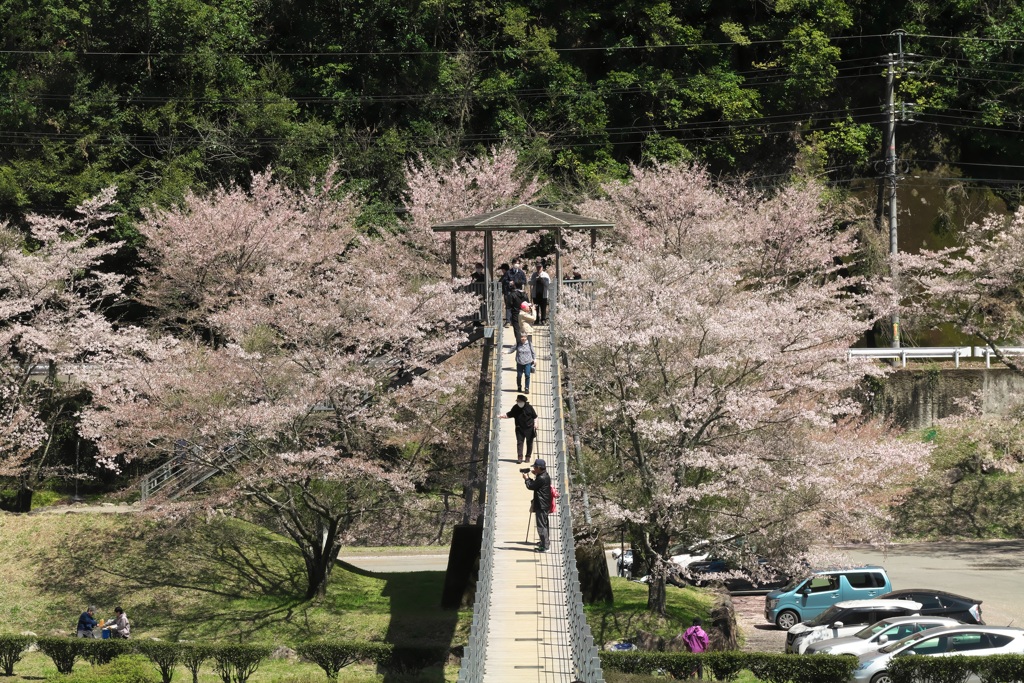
[844,540,1024,627]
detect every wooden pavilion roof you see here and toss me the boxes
[431,203,613,232]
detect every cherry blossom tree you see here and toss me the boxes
[898,206,1024,374]
[0,191,149,509]
[561,163,928,614]
[83,167,479,599]
[404,146,544,274]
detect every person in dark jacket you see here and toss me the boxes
[500,394,537,463]
[523,458,552,552]
[530,262,551,324]
[76,606,98,638]
[504,282,528,345]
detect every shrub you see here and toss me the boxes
[60,654,158,683]
[136,641,183,683]
[890,655,976,683]
[704,651,749,681]
[180,644,214,683]
[976,654,1024,683]
[0,634,33,676]
[82,637,133,665]
[600,650,857,683]
[37,636,87,674]
[296,641,393,681]
[211,644,272,683]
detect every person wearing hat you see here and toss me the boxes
[76,605,98,638]
[500,394,537,463]
[529,262,550,324]
[523,458,552,552]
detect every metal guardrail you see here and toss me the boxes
[847,346,1024,368]
[456,282,504,683]
[548,280,605,683]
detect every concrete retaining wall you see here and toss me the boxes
[872,367,1024,429]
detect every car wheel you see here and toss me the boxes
[775,610,799,630]
[870,672,892,683]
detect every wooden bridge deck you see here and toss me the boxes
[481,326,576,682]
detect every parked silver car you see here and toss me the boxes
[786,599,922,654]
[852,625,1024,683]
[804,615,959,656]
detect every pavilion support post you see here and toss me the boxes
[555,227,562,284]
[484,232,495,323]
[449,231,458,280]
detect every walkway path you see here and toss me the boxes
[481,326,575,682]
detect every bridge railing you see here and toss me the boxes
[549,281,605,683]
[456,282,504,683]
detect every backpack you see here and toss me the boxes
[549,485,559,514]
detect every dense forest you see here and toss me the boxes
[3,0,1024,232]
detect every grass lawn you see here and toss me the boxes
[0,512,733,681]
[0,512,470,650]
[586,577,715,649]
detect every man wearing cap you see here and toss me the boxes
[523,458,552,552]
[500,394,537,463]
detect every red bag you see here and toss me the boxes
[549,485,559,514]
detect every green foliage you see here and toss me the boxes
[136,641,183,683]
[0,633,32,675]
[747,652,857,683]
[295,641,392,681]
[890,654,977,683]
[61,654,159,683]
[82,637,133,665]
[179,644,214,683]
[36,636,86,674]
[600,651,857,682]
[705,650,749,681]
[210,644,272,683]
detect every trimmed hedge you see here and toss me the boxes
[599,651,857,683]
[136,641,182,683]
[37,636,87,674]
[0,634,32,676]
[210,644,272,683]
[892,655,987,679]
[82,638,133,665]
[296,641,393,681]
[179,644,214,683]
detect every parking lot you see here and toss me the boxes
[607,540,1024,652]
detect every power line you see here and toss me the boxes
[0,33,892,58]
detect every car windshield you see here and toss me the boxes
[879,630,930,654]
[780,575,810,593]
[855,620,895,640]
[807,606,844,627]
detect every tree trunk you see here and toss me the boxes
[303,550,333,600]
[647,568,667,616]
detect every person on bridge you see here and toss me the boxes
[500,394,537,463]
[523,458,552,552]
[530,261,550,324]
[505,282,528,345]
[512,334,536,393]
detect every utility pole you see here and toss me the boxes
[883,31,905,348]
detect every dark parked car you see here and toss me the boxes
[673,557,790,594]
[878,589,983,624]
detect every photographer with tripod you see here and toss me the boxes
[521,458,551,553]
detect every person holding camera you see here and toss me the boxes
[522,458,551,552]
[500,394,537,463]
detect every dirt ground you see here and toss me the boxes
[732,594,786,653]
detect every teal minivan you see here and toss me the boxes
[764,567,892,630]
